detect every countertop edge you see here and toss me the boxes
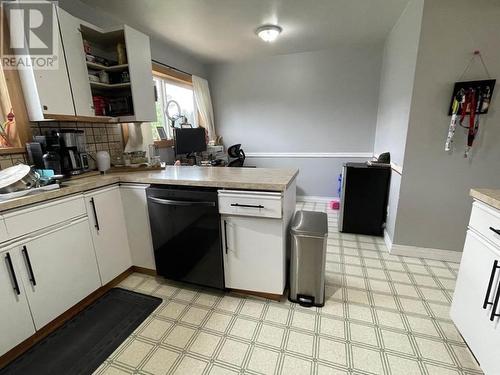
[0,169,299,213]
[470,188,500,211]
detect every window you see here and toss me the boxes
[151,74,197,140]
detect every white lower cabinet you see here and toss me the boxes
[221,215,284,294]
[85,186,132,285]
[0,246,35,356]
[120,184,155,270]
[451,201,500,375]
[19,218,101,330]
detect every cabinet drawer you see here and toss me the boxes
[4,195,86,239]
[470,201,500,248]
[0,217,8,243]
[218,190,282,219]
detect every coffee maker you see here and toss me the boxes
[26,129,91,176]
[57,129,89,175]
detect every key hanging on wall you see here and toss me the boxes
[445,50,496,158]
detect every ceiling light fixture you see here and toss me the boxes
[256,25,282,42]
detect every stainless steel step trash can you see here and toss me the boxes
[289,210,328,307]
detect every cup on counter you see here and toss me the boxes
[96,151,111,173]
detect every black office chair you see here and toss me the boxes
[227,144,245,167]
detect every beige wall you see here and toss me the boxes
[373,0,424,240]
[394,0,500,252]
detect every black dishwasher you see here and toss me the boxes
[146,186,224,289]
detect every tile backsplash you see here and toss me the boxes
[0,122,125,170]
[30,121,124,169]
[0,153,27,169]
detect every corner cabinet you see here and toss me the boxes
[120,184,156,270]
[451,201,500,375]
[0,215,101,356]
[18,217,101,329]
[17,4,155,122]
[85,186,132,285]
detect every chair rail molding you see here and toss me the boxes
[245,152,373,158]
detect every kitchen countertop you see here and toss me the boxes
[470,188,500,211]
[0,166,299,212]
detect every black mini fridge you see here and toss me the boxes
[338,162,391,236]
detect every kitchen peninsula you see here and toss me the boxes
[0,166,298,363]
[0,166,298,212]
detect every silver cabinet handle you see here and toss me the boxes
[148,196,215,207]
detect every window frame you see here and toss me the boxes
[151,63,197,142]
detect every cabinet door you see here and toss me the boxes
[450,230,500,374]
[19,218,100,330]
[124,25,155,122]
[121,185,155,270]
[13,2,74,120]
[0,247,35,356]
[222,215,284,294]
[57,8,94,117]
[86,187,132,285]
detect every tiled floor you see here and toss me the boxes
[94,201,482,375]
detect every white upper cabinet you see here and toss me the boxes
[17,4,155,122]
[122,25,156,122]
[15,3,75,120]
[57,8,94,117]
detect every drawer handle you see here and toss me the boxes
[483,260,499,309]
[489,227,500,236]
[22,246,37,286]
[230,203,264,209]
[148,197,216,207]
[5,252,20,296]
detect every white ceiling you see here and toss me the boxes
[80,0,410,63]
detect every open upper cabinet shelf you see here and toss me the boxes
[17,6,155,123]
[89,82,131,90]
[86,62,129,72]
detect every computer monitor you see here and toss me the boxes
[174,128,207,155]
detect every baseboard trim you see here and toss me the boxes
[246,152,373,158]
[132,266,157,276]
[383,229,393,252]
[297,195,337,203]
[383,230,462,262]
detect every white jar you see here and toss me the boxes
[96,151,111,173]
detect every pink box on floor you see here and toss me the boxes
[329,199,340,210]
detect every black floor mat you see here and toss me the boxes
[1,288,162,375]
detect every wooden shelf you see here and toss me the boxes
[86,61,129,72]
[0,147,25,155]
[89,81,131,90]
[43,113,116,123]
